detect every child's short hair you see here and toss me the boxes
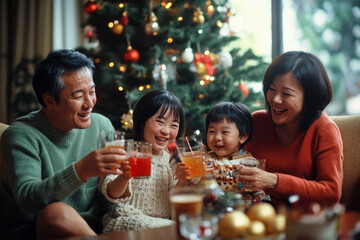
[205,102,253,145]
[133,90,185,141]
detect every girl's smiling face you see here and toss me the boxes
[143,107,180,156]
[207,119,248,157]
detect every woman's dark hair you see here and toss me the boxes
[205,102,253,146]
[32,49,95,107]
[133,90,185,141]
[263,51,333,129]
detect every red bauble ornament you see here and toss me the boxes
[120,14,129,26]
[124,47,140,63]
[84,1,98,14]
[239,82,249,98]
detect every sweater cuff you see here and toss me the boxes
[56,164,84,199]
[102,176,132,204]
[273,173,286,191]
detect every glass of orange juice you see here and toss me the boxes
[99,130,125,148]
[176,135,205,179]
[99,130,130,170]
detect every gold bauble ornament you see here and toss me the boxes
[218,210,250,238]
[193,7,205,24]
[196,62,206,74]
[113,23,124,34]
[247,220,266,237]
[247,202,276,223]
[266,214,286,235]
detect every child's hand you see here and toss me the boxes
[175,162,190,186]
[118,160,131,181]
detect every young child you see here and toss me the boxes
[101,90,189,233]
[205,102,266,208]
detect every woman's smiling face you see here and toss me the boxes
[266,72,304,128]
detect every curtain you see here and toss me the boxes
[0,0,85,124]
[0,0,53,123]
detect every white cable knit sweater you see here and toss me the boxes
[102,150,177,233]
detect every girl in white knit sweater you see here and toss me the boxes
[101,90,189,233]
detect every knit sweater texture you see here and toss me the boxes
[245,110,343,206]
[0,110,114,236]
[102,150,177,233]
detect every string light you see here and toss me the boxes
[198,29,203,34]
[118,3,124,8]
[146,84,151,89]
[94,58,101,64]
[118,86,124,91]
[109,62,115,67]
[165,2,172,8]
[207,5,215,14]
[167,37,174,43]
[200,80,205,85]
[108,22,114,28]
[217,20,223,28]
[139,86,145,91]
[177,16,183,21]
[119,65,126,72]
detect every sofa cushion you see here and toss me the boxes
[0,122,9,137]
[331,115,360,211]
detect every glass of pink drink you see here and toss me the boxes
[127,141,152,179]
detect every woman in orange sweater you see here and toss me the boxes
[244,51,343,207]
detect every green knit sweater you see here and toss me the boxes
[0,110,114,235]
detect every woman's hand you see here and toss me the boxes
[174,162,191,187]
[237,166,278,190]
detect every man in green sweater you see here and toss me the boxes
[0,50,128,239]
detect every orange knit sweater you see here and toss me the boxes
[245,110,343,207]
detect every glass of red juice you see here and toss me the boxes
[127,141,152,179]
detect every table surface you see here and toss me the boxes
[64,211,360,240]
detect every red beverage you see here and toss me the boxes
[129,155,151,178]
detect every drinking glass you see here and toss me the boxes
[240,158,266,192]
[176,136,205,179]
[179,213,218,240]
[170,186,204,236]
[127,141,152,179]
[99,130,130,170]
[99,130,126,149]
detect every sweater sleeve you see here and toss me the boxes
[246,111,343,207]
[267,116,343,206]
[101,174,132,204]
[0,128,84,213]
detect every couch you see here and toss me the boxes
[0,116,360,211]
[330,115,360,211]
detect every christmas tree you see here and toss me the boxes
[78,0,268,136]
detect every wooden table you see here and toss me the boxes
[64,211,360,240]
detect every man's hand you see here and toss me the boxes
[74,148,129,182]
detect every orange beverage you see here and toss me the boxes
[181,151,205,179]
[105,142,125,150]
[170,194,203,224]
[105,140,125,169]
[129,155,151,178]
